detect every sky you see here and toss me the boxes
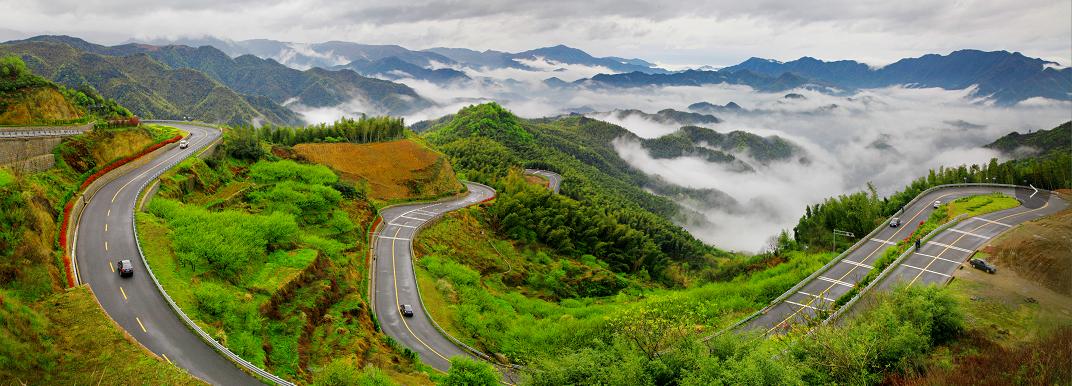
[1,0,1069,67]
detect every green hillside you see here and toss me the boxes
[0,40,302,126]
[0,55,131,125]
[424,103,731,282]
[985,121,1071,157]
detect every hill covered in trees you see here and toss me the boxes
[985,121,1071,158]
[0,36,435,126]
[0,55,130,125]
[423,103,734,282]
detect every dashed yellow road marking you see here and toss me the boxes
[120,287,127,301]
[390,227,449,362]
[136,317,147,333]
[109,261,115,273]
[104,241,109,251]
[104,223,108,232]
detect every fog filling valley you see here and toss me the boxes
[293,61,1072,252]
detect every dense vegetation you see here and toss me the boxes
[0,36,435,125]
[0,39,302,126]
[140,133,434,384]
[639,125,801,168]
[414,200,834,364]
[424,103,731,284]
[1,55,130,125]
[521,285,963,385]
[239,116,406,146]
[794,123,1071,251]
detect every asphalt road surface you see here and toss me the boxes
[524,169,562,193]
[371,183,518,377]
[74,122,261,385]
[743,185,1066,334]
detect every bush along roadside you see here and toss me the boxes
[57,134,183,287]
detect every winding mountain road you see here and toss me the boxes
[742,184,1065,333]
[369,183,506,373]
[74,122,261,385]
[524,168,562,193]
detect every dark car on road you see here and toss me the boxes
[117,259,134,277]
[400,304,414,317]
[969,258,997,274]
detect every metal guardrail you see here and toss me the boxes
[720,183,1025,334]
[129,126,294,386]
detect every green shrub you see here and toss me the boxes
[441,356,499,386]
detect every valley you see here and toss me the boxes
[1,6,1070,385]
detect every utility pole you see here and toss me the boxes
[833,229,854,252]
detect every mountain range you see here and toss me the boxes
[139,37,670,78]
[0,36,433,125]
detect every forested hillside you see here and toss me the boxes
[0,39,302,126]
[0,55,129,125]
[424,103,731,282]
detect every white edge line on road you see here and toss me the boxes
[786,300,819,311]
[901,263,952,277]
[378,235,412,241]
[927,240,973,253]
[913,252,962,265]
[388,223,418,228]
[799,291,835,303]
[841,259,874,269]
[947,228,990,239]
[973,217,1012,227]
[817,276,854,287]
[869,238,896,246]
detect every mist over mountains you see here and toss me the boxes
[4,33,1069,249]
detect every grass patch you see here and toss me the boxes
[0,287,201,384]
[943,193,1020,221]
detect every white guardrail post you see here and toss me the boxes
[132,121,295,386]
[716,183,1026,335]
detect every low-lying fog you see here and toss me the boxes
[292,62,1072,252]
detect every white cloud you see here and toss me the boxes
[1,0,1068,67]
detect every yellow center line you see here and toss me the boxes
[120,287,127,301]
[767,191,958,333]
[112,141,192,203]
[104,241,109,251]
[908,201,1048,285]
[107,209,111,217]
[109,261,115,273]
[136,317,147,333]
[162,353,172,364]
[104,223,108,232]
[390,227,450,362]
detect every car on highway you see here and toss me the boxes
[179,140,189,149]
[399,304,414,317]
[889,217,901,227]
[969,258,997,274]
[933,200,941,208]
[117,259,134,277]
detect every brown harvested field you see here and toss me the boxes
[981,205,1072,296]
[294,139,464,202]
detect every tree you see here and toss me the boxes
[440,356,499,386]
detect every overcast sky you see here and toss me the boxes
[1,0,1069,66]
